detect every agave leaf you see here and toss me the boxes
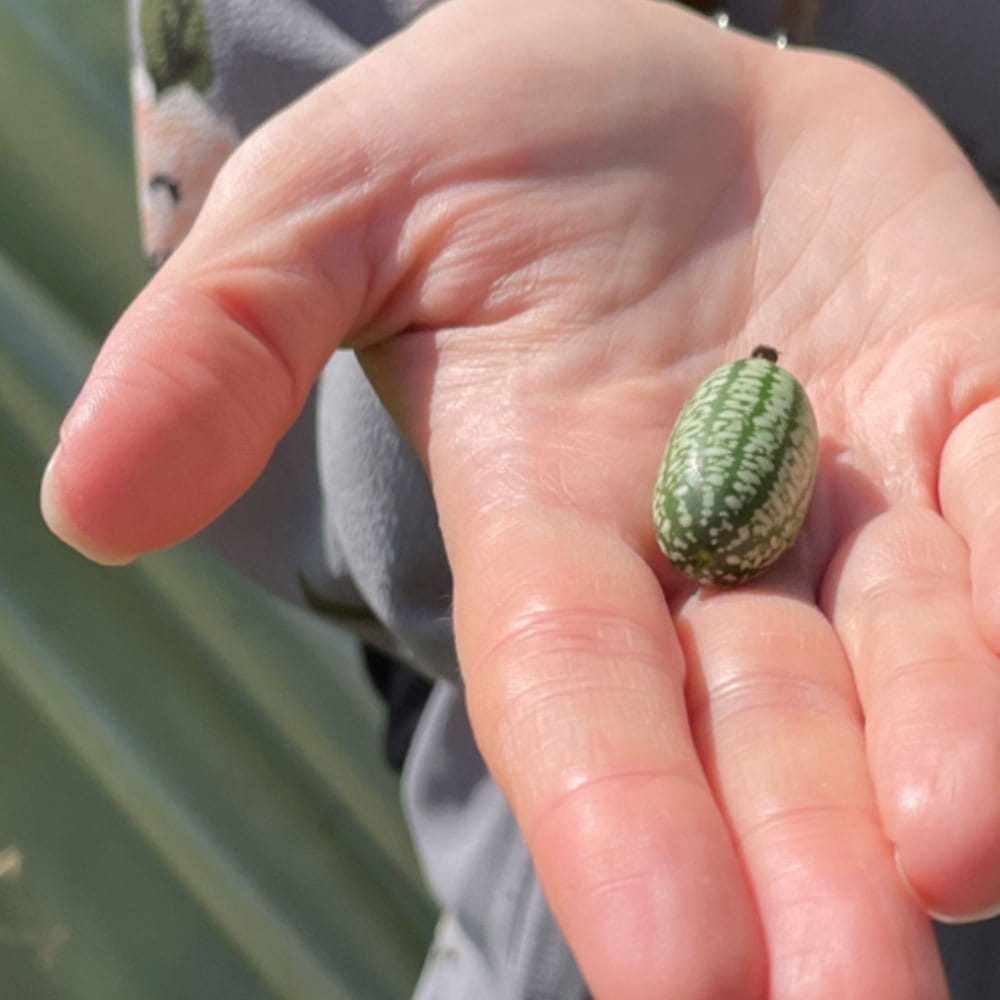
[0,2,436,995]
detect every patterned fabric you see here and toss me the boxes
[131,0,239,266]
[130,0,400,265]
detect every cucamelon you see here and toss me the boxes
[652,345,819,585]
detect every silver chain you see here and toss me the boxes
[713,10,789,48]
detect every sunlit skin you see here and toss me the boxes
[41,2,1000,997]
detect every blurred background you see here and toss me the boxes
[0,1,435,997]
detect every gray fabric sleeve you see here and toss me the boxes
[403,684,590,1000]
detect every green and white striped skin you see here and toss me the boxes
[652,347,819,585]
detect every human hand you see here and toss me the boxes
[41,1,1000,997]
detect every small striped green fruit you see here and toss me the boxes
[652,345,819,585]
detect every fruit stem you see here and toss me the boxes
[751,345,779,363]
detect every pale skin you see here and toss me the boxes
[40,1,1000,996]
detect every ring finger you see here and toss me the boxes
[677,581,946,999]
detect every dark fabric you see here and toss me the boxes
[937,917,1000,1000]
[362,646,433,772]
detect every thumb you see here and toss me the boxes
[41,0,737,564]
[40,52,412,564]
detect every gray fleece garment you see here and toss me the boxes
[129,2,1000,997]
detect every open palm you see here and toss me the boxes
[43,1,1000,997]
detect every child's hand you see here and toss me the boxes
[43,1,1000,996]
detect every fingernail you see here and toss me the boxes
[895,848,1000,925]
[929,900,1000,925]
[40,446,137,567]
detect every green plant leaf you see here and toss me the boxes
[0,3,435,996]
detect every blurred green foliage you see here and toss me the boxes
[0,2,435,997]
